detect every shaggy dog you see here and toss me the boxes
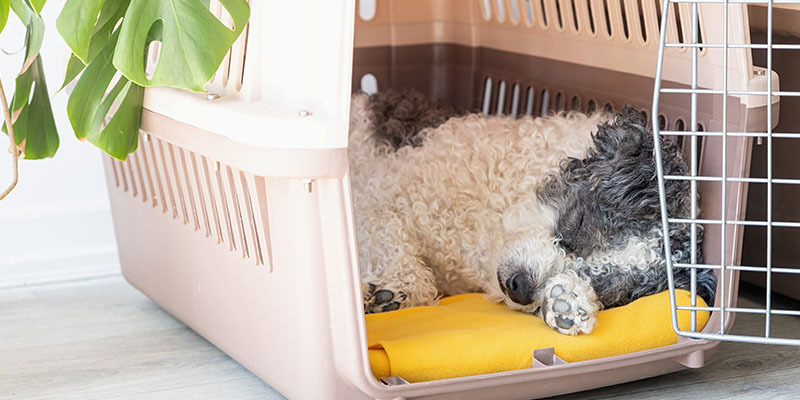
[348,89,715,335]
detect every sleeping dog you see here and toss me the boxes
[348,89,715,335]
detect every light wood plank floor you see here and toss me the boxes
[2,276,799,399]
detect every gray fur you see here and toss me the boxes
[366,88,461,150]
[539,107,715,306]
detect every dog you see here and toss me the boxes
[348,89,715,335]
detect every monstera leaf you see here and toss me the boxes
[5,55,59,159]
[67,30,142,160]
[54,0,249,160]
[113,0,250,92]
[2,0,59,159]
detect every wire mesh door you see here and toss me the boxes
[653,0,800,345]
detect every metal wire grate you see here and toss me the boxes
[653,0,800,345]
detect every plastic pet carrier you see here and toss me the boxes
[102,0,793,398]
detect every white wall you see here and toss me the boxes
[0,0,119,288]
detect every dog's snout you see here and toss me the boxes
[505,271,534,305]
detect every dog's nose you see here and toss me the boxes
[506,271,534,305]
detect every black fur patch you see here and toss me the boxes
[366,88,461,150]
[540,106,715,306]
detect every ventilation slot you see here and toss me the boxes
[204,157,225,243]
[359,0,376,21]
[540,89,551,116]
[571,95,581,111]
[540,0,549,26]
[178,147,201,231]
[511,0,520,23]
[130,151,147,202]
[673,3,684,44]
[166,143,189,225]
[658,114,668,130]
[602,0,612,36]
[496,0,506,21]
[637,0,647,42]
[361,73,378,95]
[695,124,705,163]
[570,0,579,31]
[525,86,536,116]
[587,0,595,33]
[139,134,159,209]
[496,80,507,115]
[587,98,597,113]
[217,163,237,251]
[110,158,120,188]
[126,157,138,198]
[674,118,686,148]
[555,0,564,29]
[555,92,566,111]
[483,0,493,19]
[482,77,493,114]
[511,83,521,118]
[188,152,212,237]
[604,102,614,112]
[154,139,177,218]
[619,0,630,40]
[654,0,662,27]
[244,173,273,269]
[230,167,251,259]
[525,0,535,25]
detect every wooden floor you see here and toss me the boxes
[2,277,799,399]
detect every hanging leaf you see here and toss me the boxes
[2,55,59,159]
[113,0,250,92]
[87,79,142,160]
[0,0,10,34]
[67,30,142,160]
[2,0,58,159]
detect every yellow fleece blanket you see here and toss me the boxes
[366,290,708,382]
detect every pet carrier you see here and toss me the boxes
[102,0,789,398]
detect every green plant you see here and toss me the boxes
[0,0,249,200]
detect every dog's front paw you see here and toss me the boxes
[541,273,600,335]
[362,282,408,313]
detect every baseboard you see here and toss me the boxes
[0,204,121,289]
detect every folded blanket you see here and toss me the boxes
[366,289,708,382]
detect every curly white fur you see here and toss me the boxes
[348,92,710,335]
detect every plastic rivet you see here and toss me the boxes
[298,110,313,117]
[303,179,313,193]
[207,92,221,100]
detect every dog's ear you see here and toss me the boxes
[367,88,460,150]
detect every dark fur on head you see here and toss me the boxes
[540,106,715,306]
[367,88,461,150]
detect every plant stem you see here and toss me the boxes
[0,73,19,202]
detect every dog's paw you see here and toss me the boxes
[541,273,600,335]
[362,282,408,314]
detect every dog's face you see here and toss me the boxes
[487,199,564,313]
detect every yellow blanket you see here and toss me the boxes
[366,290,708,382]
